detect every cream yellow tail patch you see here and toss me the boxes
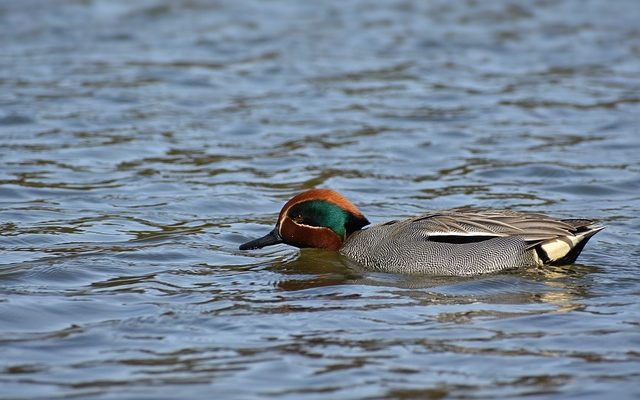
[540,236,580,261]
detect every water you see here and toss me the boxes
[1,0,639,398]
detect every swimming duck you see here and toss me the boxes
[239,189,604,275]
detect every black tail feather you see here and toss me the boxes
[548,225,604,265]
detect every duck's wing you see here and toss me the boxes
[403,208,598,243]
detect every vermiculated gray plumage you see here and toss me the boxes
[339,208,603,275]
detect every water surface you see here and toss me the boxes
[1,1,639,399]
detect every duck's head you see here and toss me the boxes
[239,189,370,251]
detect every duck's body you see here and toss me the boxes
[340,208,602,275]
[240,189,603,276]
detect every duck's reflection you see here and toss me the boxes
[269,249,600,310]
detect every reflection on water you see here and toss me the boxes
[1,0,640,398]
[272,250,599,310]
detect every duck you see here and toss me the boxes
[239,189,604,275]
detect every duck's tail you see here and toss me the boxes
[531,220,604,265]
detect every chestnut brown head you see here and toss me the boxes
[239,189,370,251]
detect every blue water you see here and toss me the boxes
[1,1,639,399]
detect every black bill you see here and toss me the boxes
[239,228,283,250]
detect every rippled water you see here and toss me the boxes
[1,1,640,399]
